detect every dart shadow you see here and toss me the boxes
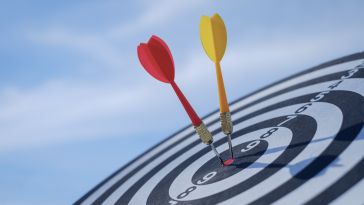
[233,135,336,167]
[233,153,343,179]
[241,155,343,179]
[238,123,364,160]
[244,135,336,158]
[232,124,364,179]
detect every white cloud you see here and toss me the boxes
[29,28,124,68]
[107,0,208,38]
[27,0,208,71]
[0,80,159,151]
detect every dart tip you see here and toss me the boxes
[227,134,234,159]
[223,158,235,166]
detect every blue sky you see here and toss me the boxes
[0,0,363,204]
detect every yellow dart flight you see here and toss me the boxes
[200,13,234,158]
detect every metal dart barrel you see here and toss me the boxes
[220,112,234,158]
[195,123,224,165]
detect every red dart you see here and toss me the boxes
[137,35,224,165]
[137,35,202,126]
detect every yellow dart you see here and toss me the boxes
[200,13,234,159]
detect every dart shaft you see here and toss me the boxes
[215,62,230,113]
[216,63,234,159]
[171,81,202,126]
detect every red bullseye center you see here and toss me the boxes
[223,158,235,166]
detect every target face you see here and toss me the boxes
[75,53,364,205]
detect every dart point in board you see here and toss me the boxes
[137,35,224,165]
[200,13,235,160]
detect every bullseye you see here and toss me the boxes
[223,159,234,166]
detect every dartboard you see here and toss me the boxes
[75,52,364,205]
